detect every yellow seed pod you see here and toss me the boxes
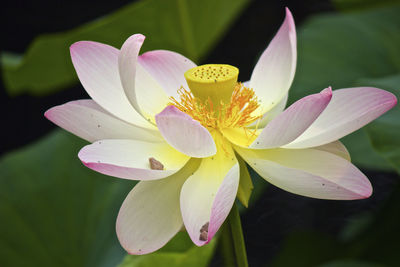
[184,64,239,105]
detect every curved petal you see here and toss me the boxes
[70,41,153,129]
[138,50,196,99]
[284,87,397,148]
[249,8,297,115]
[118,34,146,116]
[250,88,332,149]
[119,34,174,123]
[235,146,372,200]
[45,100,162,143]
[78,139,190,180]
[155,106,216,158]
[116,158,200,255]
[180,134,239,246]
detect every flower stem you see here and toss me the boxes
[222,202,249,267]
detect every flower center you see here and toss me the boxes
[170,64,261,131]
[184,64,239,105]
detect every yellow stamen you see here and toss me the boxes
[184,64,239,105]
[170,83,261,130]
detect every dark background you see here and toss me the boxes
[1,0,397,266]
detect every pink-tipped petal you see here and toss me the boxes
[180,144,239,246]
[118,34,146,115]
[236,146,372,200]
[250,87,332,149]
[119,34,175,122]
[116,158,200,255]
[45,100,162,143]
[70,41,152,129]
[249,8,297,115]
[138,50,196,99]
[285,87,398,148]
[208,165,240,240]
[155,106,216,158]
[78,139,189,180]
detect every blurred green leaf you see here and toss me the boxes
[318,260,385,267]
[345,181,400,265]
[271,231,341,267]
[118,232,216,267]
[271,182,400,266]
[0,131,218,266]
[291,4,400,171]
[333,0,400,11]
[0,130,135,267]
[2,0,249,96]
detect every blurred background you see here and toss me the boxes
[1,0,399,266]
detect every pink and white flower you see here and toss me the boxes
[45,8,397,254]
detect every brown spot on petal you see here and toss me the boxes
[149,157,164,170]
[199,231,208,241]
[199,222,209,241]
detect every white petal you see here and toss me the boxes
[70,41,153,129]
[45,100,162,143]
[155,106,216,158]
[117,158,201,254]
[259,93,288,126]
[138,50,196,99]
[78,139,190,180]
[134,63,171,122]
[250,88,332,149]
[180,137,239,246]
[118,34,146,116]
[118,34,172,123]
[249,8,297,115]
[236,146,372,200]
[285,87,397,148]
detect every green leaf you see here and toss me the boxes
[0,130,136,267]
[318,260,385,267]
[271,231,341,267]
[2,0,249,96]
[0,130,219,266]
[271,174,400,267]
[333,0,400,12]
[236,156,253,208]
[118,232,216,267]
[291,4,400,171]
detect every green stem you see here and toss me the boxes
[222,202,249,267]
[220,224,236,267]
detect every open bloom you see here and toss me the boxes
[45,8,396,254]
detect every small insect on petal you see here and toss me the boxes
[149,157,164,170]
[199,221,209,241]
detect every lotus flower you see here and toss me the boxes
[45,8,397,254]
